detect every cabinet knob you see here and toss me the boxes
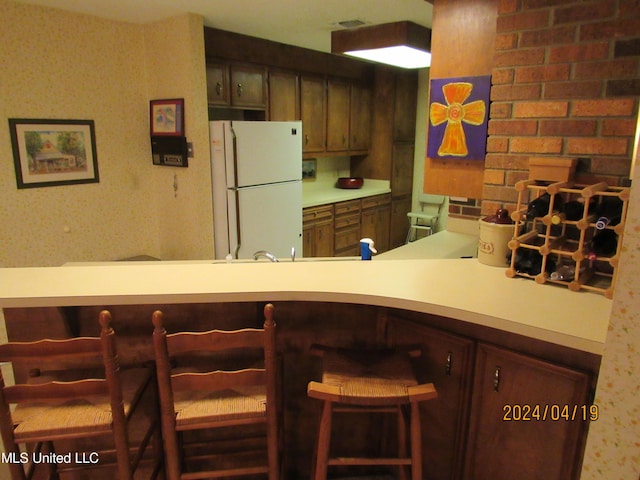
[493,366,501,392]
[216,82,222,96]
[305,134,309,145]
[237,83,243,97]
[445,351,453,376]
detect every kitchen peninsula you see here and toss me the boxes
[0,258,610,478]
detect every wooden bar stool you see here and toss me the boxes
[152,303,280,480]
[307,346,437,480]
[0,310,162,480]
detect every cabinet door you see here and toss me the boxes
[387,317,475,480]
[303,205,334,257]
[375,203,391,252]
[391,143,415,197]
[230,64,266,108]
[269,70,299,121]
[315,219,334,257]
[349,84,372,151]
[465,343,592,480]
[206,63,230,106]
[361,195,391,253]
[300,76,326,153]
[390,195,412,249]
[326,80,350,152]
[393,71,418,142]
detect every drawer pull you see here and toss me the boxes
[445,351,453,376]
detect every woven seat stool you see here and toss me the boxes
[307,346,437,480]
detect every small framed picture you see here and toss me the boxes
[150,98,184,136]
[9,118,99,189]
[302,159,316,180]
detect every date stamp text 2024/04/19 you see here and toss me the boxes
[502,404,599,422]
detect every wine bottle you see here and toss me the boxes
[589,229,618,257]
[526,193,563,220]
[594,196,623,229]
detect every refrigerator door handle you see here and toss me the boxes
[232,189,242,258]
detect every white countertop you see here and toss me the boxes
[302,178,391,208]
[377,231,479,260]
[0,258,611,355]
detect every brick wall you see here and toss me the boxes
[483,0,640,216]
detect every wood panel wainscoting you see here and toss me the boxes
[3,301,600,480]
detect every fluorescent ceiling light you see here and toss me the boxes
[332,21,431,70]
[345,45,431,69]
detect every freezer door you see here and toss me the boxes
[227,180,302,260]
[229,121,302,187]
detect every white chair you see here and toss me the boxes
[406,194,446,243]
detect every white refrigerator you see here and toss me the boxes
[210,121,303,260]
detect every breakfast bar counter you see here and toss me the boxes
[0,257,611,354]
[0,257,611,479]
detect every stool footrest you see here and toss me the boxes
[328,457,412,466]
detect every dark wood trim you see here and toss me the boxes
[204,27,374,83]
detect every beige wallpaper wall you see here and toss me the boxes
[0,0,212,267]
[581,163,640,479]
[143,14,214,261]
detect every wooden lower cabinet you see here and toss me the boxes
[390,195,412,249]
[388,317,475,480]
[465,343,592,480]
[388,317,593,480]
[4,303,598,480]
[334,199,361,256]
[361,194,391,253]
[302,205,333,257]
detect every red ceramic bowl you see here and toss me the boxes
[336,177,364,189]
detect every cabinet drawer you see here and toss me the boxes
[334,213,360,230]
[334,199,361,216]
[362,193,391,210]
[303,205,333,224]
[335,226,360,251]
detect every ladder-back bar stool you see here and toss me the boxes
[152,303,280,480]
[0,310,162,480]
[307,346,437,480]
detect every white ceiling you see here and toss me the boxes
[10,0,433,53]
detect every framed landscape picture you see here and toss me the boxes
[9,118,99,189]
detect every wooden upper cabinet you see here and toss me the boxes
[393,71,418,142]
[349,84,372,151]
[206,63,267,109]
[268,70,299,121]
[326,80,350,152]
[206,63,230,106]
[230,64,267,109]
[300,76,326,153]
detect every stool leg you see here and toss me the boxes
[397,406,408,480]
[314,400,333,480]
[410,402,422,480]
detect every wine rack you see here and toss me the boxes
[505,180,630,298]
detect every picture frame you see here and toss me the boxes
[9,118,99,189]
[302,159,316,180]
[150,98,184,136]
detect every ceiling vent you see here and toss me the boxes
[337,19,367,29]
